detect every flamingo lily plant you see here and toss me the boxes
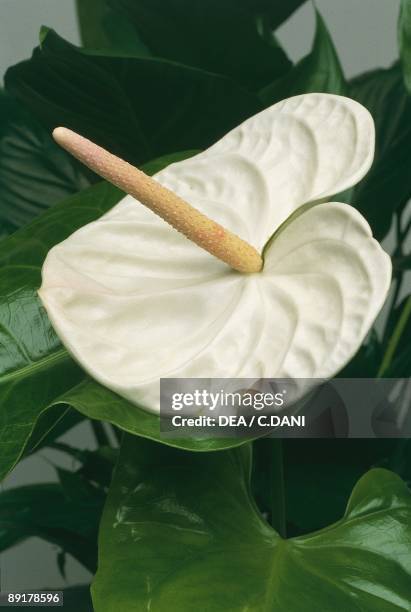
[38,93,391,413]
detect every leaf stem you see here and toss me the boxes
[400,215,411,244]
[91,419,111,447]
[110,424,123,446]
[382,210,406,347]
[269,438,286,537]
[378,295,411,376]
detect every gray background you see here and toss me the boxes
[0,0,404,592]
[0,0,402,80]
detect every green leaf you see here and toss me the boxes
[349,63,411,239]
[385,345,411,377]
[0,90,93,235]
[52,377,250,453]
[76,0,149,55]
[0,483,102,572]
[399,0,411,93]
[5,29,261,166]
[102,8,151,56]
[76,0,112,49]
[106,0,291,90]
[50,443,117,490]
[57,550,67,579]
[261,10,346,106]
[0,181,123,482]
[25,406,85,455]
[93,435,411,611]
[394,253,411,271]
[56,467,105,505]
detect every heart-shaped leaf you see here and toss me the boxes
[0,90,93,236]
[93,435,411,611]
[5,29,261,167]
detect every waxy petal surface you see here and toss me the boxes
[39,94,389,413]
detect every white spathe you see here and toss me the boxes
[39,93,391,413]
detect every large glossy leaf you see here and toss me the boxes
[106,0,291,90]
[261,10,346,105]
[93,435,411,611]
[0,91,93,236]
[52,377,250,453]
[5,29,261,167]
[0,181,122,481]
[399,0,411,93]
[349,63,411,239]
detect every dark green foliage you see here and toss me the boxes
[0,3,410,609]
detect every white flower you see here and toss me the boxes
[39,93,391,413]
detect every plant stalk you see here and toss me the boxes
[382,210,407,347]
[110,424,123,446]
[378,295,411,376]
[270,438,287,538]
[91,419,111,447]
